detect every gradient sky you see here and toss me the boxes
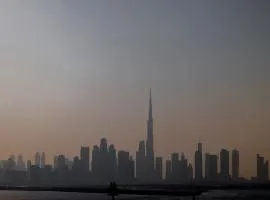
[0,1,270,178]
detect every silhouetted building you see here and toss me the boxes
[16,154,25,171]
[99,138,109,183]
[187,163,193,182]
[72,156,80,171]
[264,160,269,181]
[146,89,155,178]
[118,151,134,184]
[220,149,230,180]
[26,160,31,181]
[4,157,16,171]
[165,160,172,181]
[54,155,69,185]
[205,153,218,181]
[91,145,100,179]
[232,149,239,180]
[257,154,269,181]
[195,142,203,181]
[129,156,135,183]
[65,158,73,170]
[35,152,41,167]
[80,146,90,172]
[155,157,163,181]
[29,165,40,186]
[171,153,179,182]
[41,152,46,168]
[136,140,146,182]
[40,165,52,185]
[71,156,82,185]
[264,161,269,181]
[108,144,117,181]
[53,156,58,169]
[179,153,188,183]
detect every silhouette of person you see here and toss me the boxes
[108,181,118,200]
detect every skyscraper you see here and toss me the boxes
[187,163,193,182]
[34,152,40,167]
[179,153,188,183]
[264,161,269,181]
[99,138,109,183]
[41,152,46,168]
[220,149,230,180]
[91,145,100,174]
[257,154,269,181]
[171,153,179,182]
[118,151,133,184]
[136,140,146,181]
[257,154,264,181]
[80,146,90,172]
[165,160,172,181]
[16,154,25,171]
[195,142,203,181]
[232,149,239,180]
[205,153,218,181]
[146,89,154,170]
[108,144,117,181]
[155,157,163,181]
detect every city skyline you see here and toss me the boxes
[0,90,269,180]
[0,1,269,180]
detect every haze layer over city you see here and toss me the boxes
[0,0,269,181]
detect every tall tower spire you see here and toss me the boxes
[148,88,153,121]
[146,88,154,170]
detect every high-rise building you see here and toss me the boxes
[118,151,134,184]
[232,149,239,180]
[195,142,203,181]
[35,152,41,167]
[100,138,108,153]
[91,145,100,176]
[155,157,163,180]
[205,153,218,181]
[26,160,32,181]
[257,154,269,181]
[72,156,81,171]
[54,155,68,184]
[179,153,188,183]
[27,160,31,170]
[146,89,154,170]
[187,163,193,182]
[16,154,25,171]
[55,155,67,170]
[41,152,46,168]
[220,149,230,180]
[65,158,73,170]
[171,153,179,182]
[136,140,146,181]
[165,160,172,181]
[129,156,135,182]
[53,156,58,169]
[264,161,269,181]
[108,144,117,181]
[80,146,90,172]
[257,154,264,180]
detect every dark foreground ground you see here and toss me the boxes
[1,184,270,199]
[1,190,270,200]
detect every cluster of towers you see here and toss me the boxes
[0,89,268,185]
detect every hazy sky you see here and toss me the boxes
[0,1,270,178]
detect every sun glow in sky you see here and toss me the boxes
[0,1,270,178]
